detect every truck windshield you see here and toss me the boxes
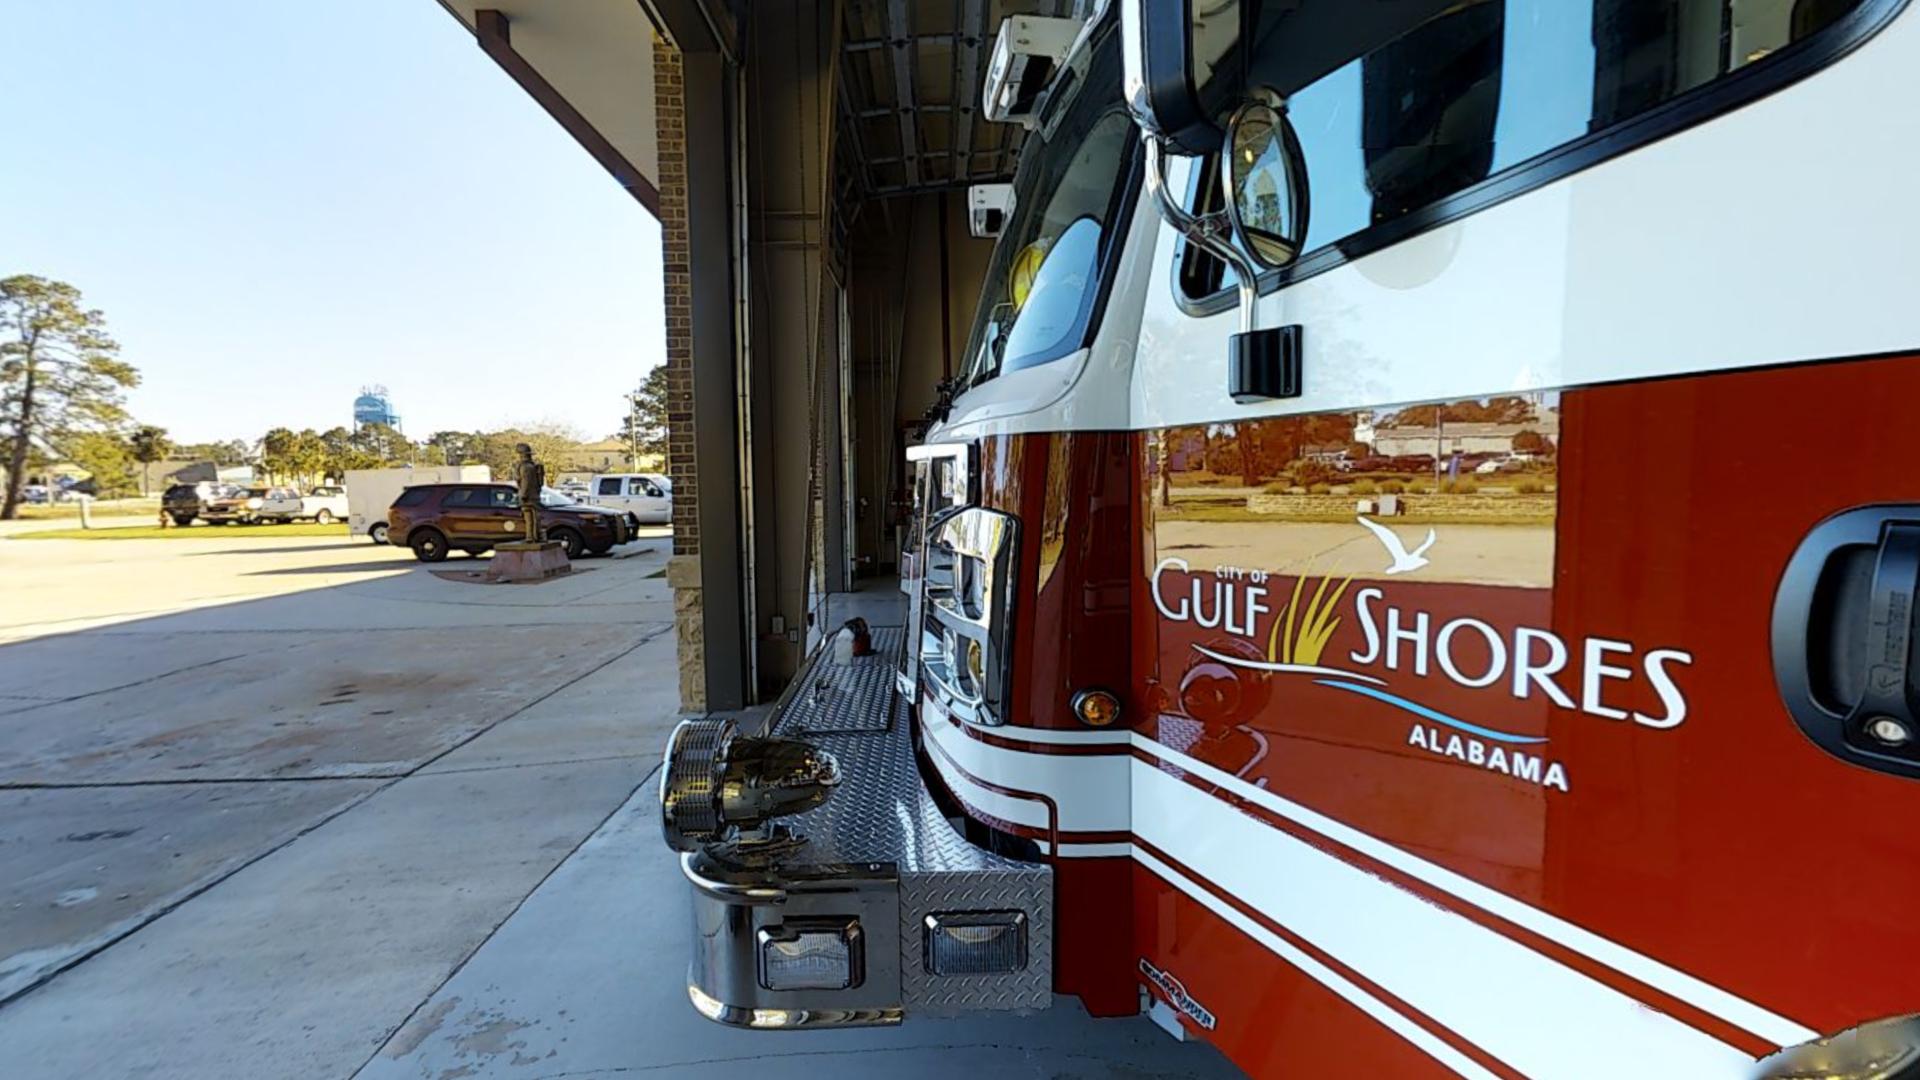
[962,26,1135,386]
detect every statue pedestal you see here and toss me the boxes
[490,541,571,582]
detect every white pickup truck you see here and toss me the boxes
[582,472,672,524]
[260,485,348,524]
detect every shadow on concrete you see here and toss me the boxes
[0,547,674,1028]
[189,542,367,556]
[243,560,422,576]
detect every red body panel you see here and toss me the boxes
[918,356,1920,1076]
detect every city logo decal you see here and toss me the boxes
[1356,513,1436,574]
[1139,958,1218,1031]
[1150,523,1695,795]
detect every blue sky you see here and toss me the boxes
[0,0,663,444]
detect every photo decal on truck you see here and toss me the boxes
[1143,393,1697,798]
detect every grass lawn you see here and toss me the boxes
[14,501,162,520]
[17,523,351,541]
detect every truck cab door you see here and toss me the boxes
[1124,0,1920,1071]
[626,476,668,523]
[589,475,625,512]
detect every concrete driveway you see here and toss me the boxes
[0,531,675,1076]
[0,531,1239,1079]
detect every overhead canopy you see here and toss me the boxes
[836,0,1070,198]
[435,0,663,216]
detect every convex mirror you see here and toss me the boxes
[1223,90,1309,269]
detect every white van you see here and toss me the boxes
[583,472,671,524]
[344,465,491,543]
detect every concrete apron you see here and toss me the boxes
[355,801,1244,1079]
[0,628,682,1080]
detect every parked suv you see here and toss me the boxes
[385,483,638,562]
[161,482,215,526]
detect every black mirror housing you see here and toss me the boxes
[1120,0,1219,156]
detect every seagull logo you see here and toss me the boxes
[1356,515,1435,575]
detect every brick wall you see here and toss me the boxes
[654,32,705,712]
[654,35,696,557]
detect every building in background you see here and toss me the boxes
[558,438,662,478]
[352,385,402,432]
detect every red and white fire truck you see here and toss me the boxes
[660,0,1920,1075]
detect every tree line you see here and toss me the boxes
[2,275,139,517]
[246,423,589,487]
[5,273,675,518]
[1159,397,1555,489]
[26,416,608,501]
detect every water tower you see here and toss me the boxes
[353,385,401,432]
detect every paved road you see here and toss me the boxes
[0,532,675,1075]
[0,532,1238,1078]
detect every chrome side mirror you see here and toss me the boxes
[1132,85,1310,402]
[1223,91,1309,270]
[1120,0,1306,402]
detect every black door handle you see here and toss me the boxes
[1774,505,1920,779]
[1844,521,1920,746]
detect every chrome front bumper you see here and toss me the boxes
[675,628,1052,1028]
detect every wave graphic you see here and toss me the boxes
[1314,679,1548,745]
[1191,645,1385,686]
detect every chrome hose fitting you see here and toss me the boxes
[660,717,842,855]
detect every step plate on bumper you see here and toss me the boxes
[684,628,1051,1023]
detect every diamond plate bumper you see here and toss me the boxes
[677,627,1052,1027]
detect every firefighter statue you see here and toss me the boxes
[513,442,544,543]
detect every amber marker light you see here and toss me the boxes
[1072,689,1121,728]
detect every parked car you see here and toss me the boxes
[202,486,275,524]
[386,482,640,562]
[581,472,672,524]
[260,485,348,524]
[20,482,87,503]
[344,465,491,544]
[161,482,217,525]
[1303,448,1354,472]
